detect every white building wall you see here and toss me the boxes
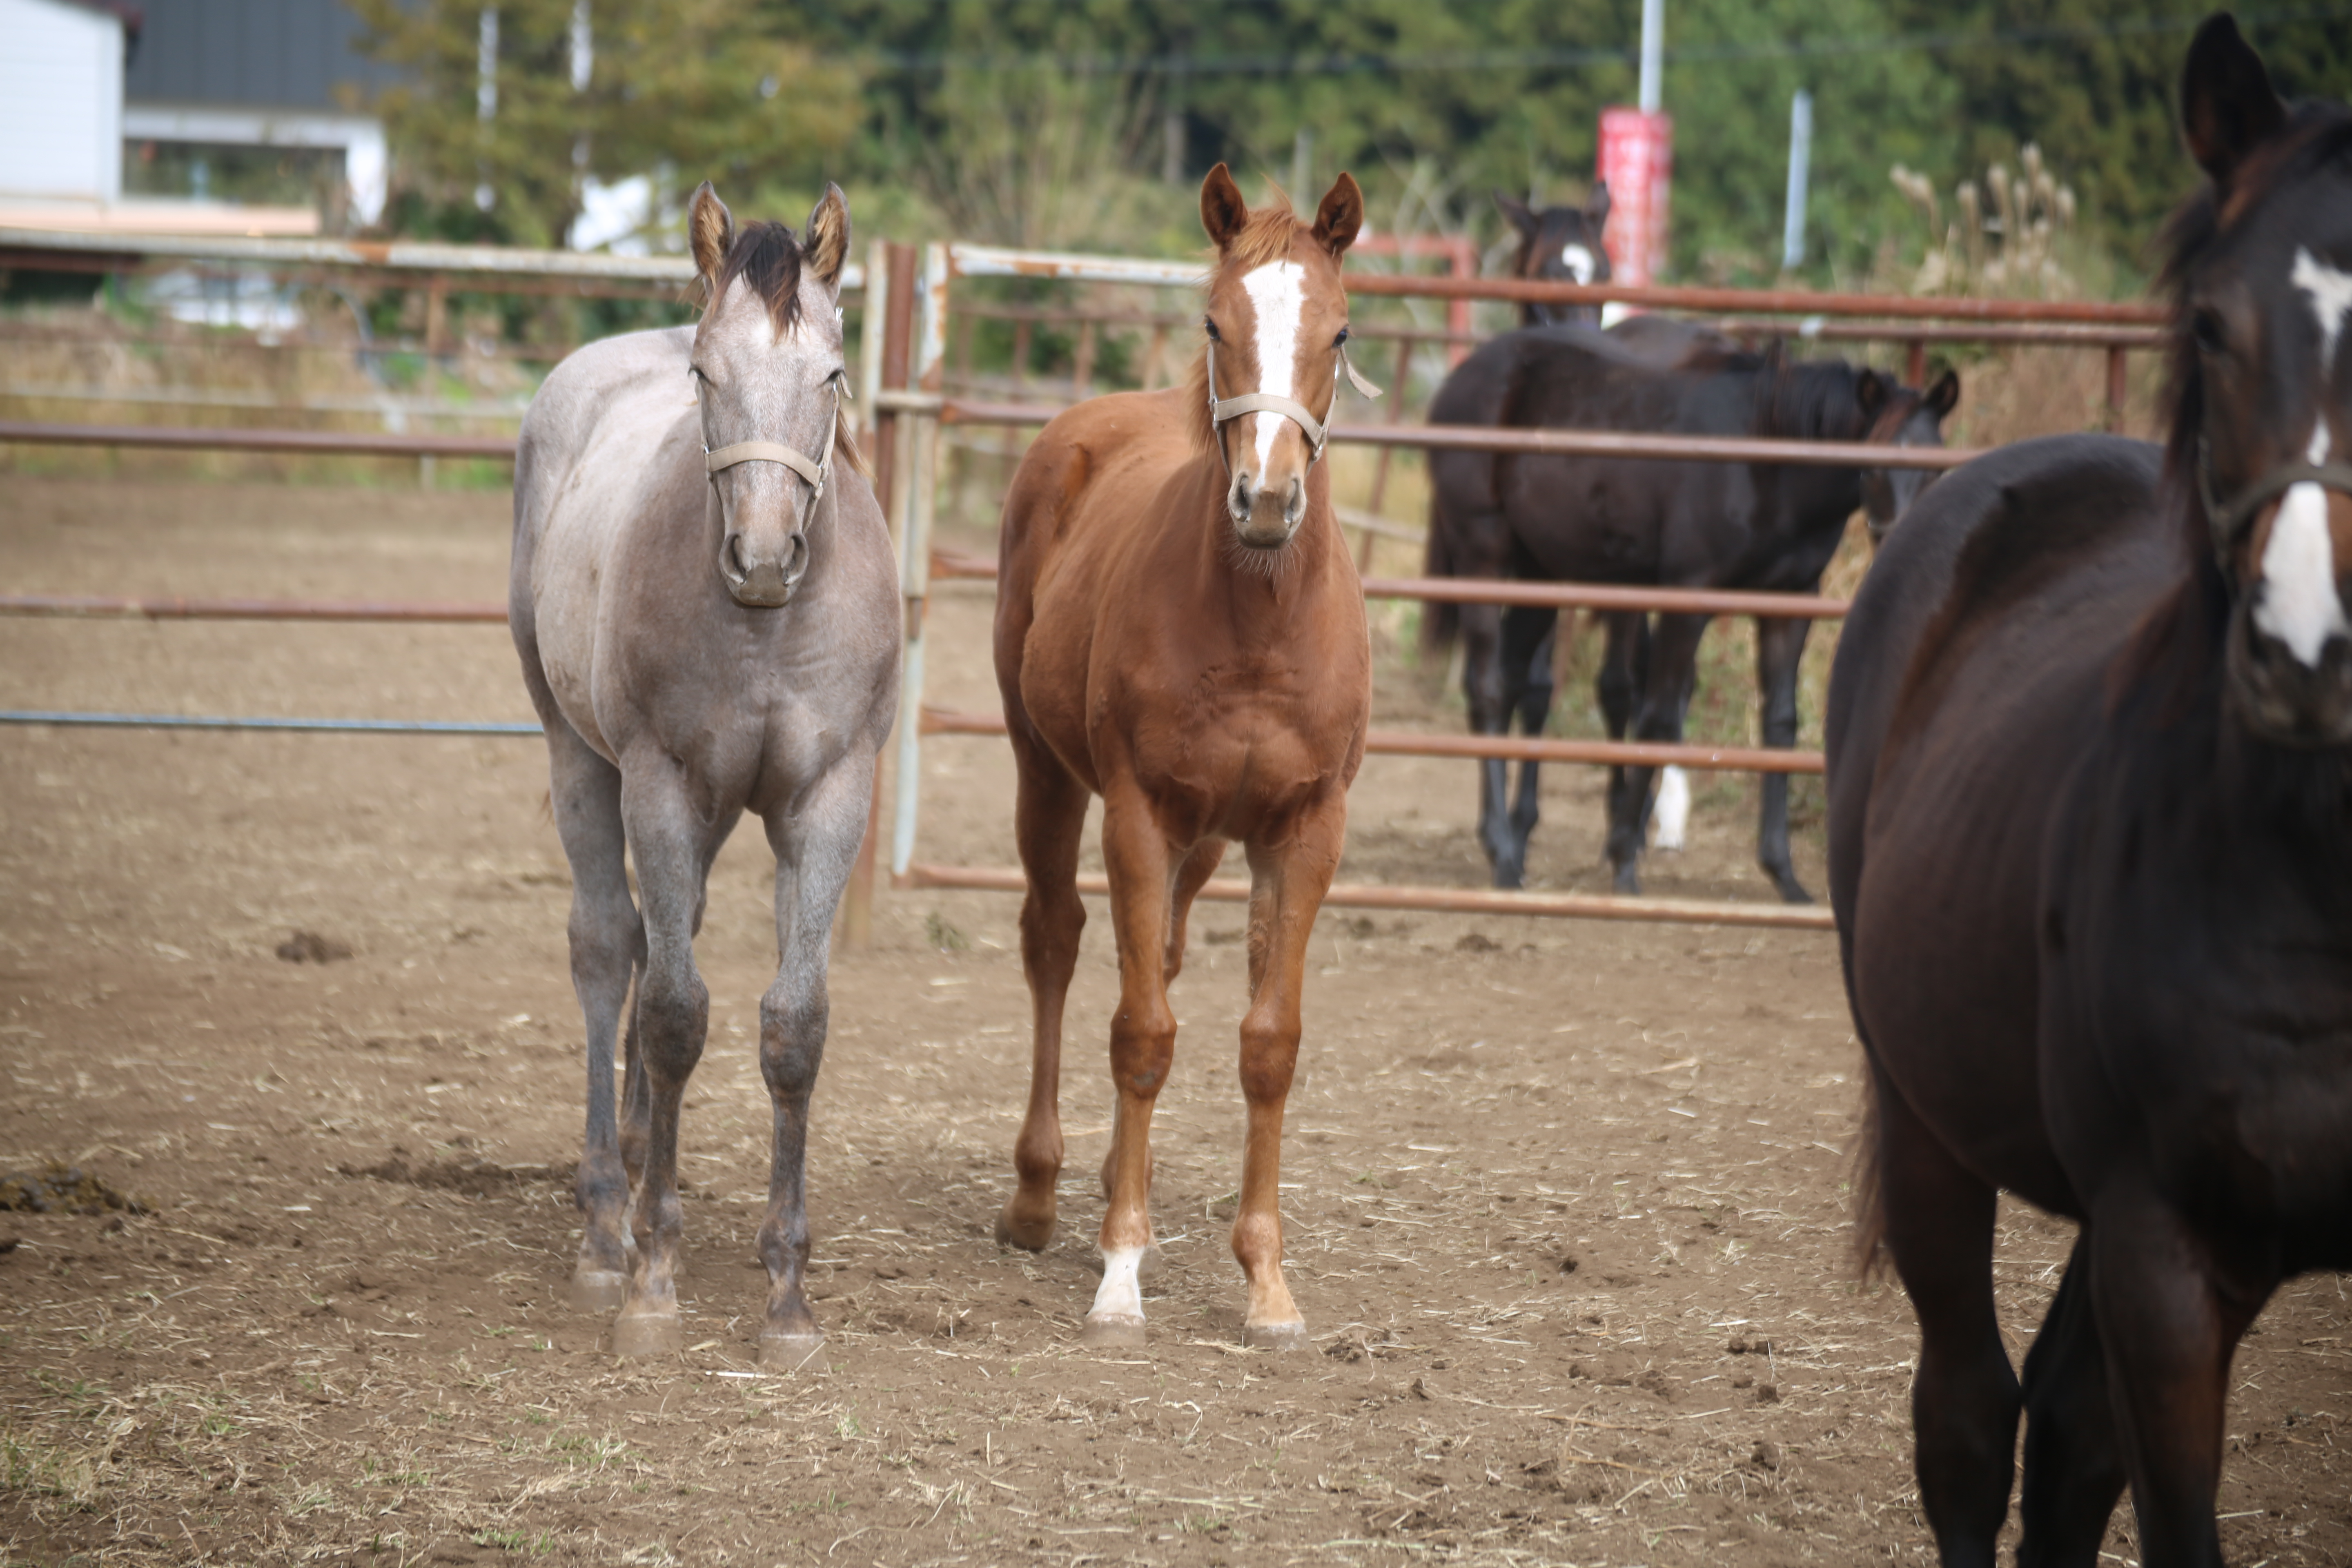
[0,0,124,201]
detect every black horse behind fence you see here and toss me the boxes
[1423,322,1956,900]
[1829,16,2352,1564]
[1496,186,1613,326]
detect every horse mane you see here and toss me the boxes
[695,217,870,480]
[708,219,804,337]
[1755,356,1875,441]
[1183,193,1308,456]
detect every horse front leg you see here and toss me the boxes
[1086,786,1177,1347]
[1460,602,1521,888]
[1232,797,1345,1349]
[607,769,724,1358]
[1755,614,1816,903]
[1503,606,1559,873]
[1871,1060,2020,1567]
[2089,1187,2271,1568]
[542,726,644,1314]
[751,756,871,1366]
[997,728,1090,1254]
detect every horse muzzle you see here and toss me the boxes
[721,526,808,608]
[2227,599,2352,746]
[1227,470,1305,549]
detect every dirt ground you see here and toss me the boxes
[2,477,2348,1568]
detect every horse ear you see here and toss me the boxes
[689,182,735,297]
[1584,181,1612,233]
[1494,192,1538,239]
[2180,13,2286,188]
[804,183,851,290]
[1200,164,1250,249]
[1312,172,1365,258]
[1924,368,1960,419]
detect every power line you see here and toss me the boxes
[853,5,2352,78]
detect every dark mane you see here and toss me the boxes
[711,220,804,336]
[1756,357,1877,442]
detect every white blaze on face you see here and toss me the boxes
[1240,260,1307,476]
[2256,252,2352,668]
[1089,1245,1147,1324]
[2292,248,2352,373]
[1561,243,1597,285]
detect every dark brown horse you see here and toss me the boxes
[1425,324,1957,898]
[990,167,1372,1348]
[1828,18,2352,1564]
[1496,186,1611,325]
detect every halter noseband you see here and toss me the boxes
[2199,437,2352,562]
[701,379,844,525]
[1205,337,1380,472]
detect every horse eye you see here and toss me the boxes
[1203,316,1221,342]
[2191,307,2227,355]
[1334,327,1350,348]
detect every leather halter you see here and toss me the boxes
[2199,437,2352,561]
[702,380,843,524]
[1205,337,1380,472]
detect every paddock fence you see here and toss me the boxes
[2,232,2174,936]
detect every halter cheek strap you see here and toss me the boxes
[2199,436,2352,561]
[1205,339,1381,472]
[702,382,844,519]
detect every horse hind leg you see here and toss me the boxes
[1161,839,1228,986]
[1754,614,1817,903]
[1461,602,1524,888]
[1597,613,1646,890]
[1504,607,1559,872]
[2015,1232,2126,1566]
[997,730,1089,1254]
[1869,1061,2020,1567]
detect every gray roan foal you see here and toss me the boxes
[509,182,899,1361]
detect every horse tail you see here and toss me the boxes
[1851,1062,1891,1283]
[1422,485,1461,656]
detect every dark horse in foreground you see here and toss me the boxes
[1425,325,1957,898]
[1829,18,2352,1564]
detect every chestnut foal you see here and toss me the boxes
[991,167,1373,1349]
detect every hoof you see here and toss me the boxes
[1080,1313,1147,1349]
[994,1203,1056,1253]
[1243,1320,1310,1352]
[759,1333,829,1372]
[569,1269,628,1314]
[610,1312,682,1358]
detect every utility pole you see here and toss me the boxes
[1782,89,1812,271]
[1638,0,1663,115]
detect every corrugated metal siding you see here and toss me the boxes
[125,0,403,109]
[0,0,122,200]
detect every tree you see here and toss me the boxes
[352,0,864,248]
